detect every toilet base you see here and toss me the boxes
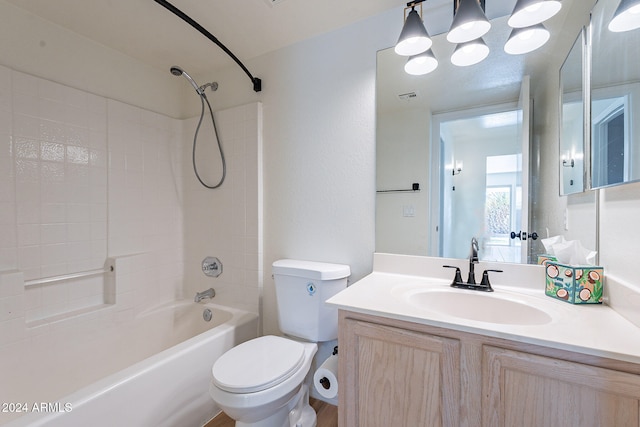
[234,384,317,427]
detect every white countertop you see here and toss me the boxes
[327,254,640,365]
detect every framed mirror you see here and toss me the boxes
[559,28,586,196]
[590,0,640,188]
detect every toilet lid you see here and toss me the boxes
[212,335,306,393]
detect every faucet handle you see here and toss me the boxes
[480,269,503,291]
[443,265,464,285]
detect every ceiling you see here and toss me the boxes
[4,0,409,76]
[3,0,530,78]
[4,0,588,114]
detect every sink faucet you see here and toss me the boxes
[468,237,479,285]
[194,288,216,302]
[443,237,501,292]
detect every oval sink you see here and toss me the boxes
[399,288,553,326]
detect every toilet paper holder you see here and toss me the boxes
[318,346,338,390]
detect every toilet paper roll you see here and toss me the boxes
[313,354,338,399]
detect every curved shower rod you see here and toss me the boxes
[154,0,262,92]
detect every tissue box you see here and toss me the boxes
[544,261,604,304]
[537,254,558,266]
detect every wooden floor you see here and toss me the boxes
[204,398,338,427]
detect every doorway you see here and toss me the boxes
[435,107,525,263]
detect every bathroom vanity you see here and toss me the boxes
[327,254,640,427]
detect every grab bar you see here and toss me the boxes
[25,266,114,287]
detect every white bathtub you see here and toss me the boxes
[3,301,258,427]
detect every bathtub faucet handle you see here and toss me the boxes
[202,257,223,277]
[194,288,216,303]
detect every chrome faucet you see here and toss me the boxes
[443,237,501,292]
[194,288,216,302]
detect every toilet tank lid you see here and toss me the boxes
[272,259,350,280]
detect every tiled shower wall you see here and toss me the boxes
[0,64,185,324]
[183,102,263,315]
[0,64,261,350]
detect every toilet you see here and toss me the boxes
[209,259,350,427]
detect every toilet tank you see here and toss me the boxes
[272,259,350,342]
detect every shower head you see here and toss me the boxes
[170,65,202,94]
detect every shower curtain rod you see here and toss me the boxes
[153,0,262,92]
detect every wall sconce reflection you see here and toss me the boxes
[452,161,463,175]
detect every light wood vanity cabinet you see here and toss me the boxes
[340,316,461,426]
[338,310,640,427]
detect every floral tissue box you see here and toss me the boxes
[540,256,604,304]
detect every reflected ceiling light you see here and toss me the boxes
[508,0,562,28]
[451,38,490,66]
[447,0,491,44]
[608,0,640,32]
[504,23,550,54]
[395,2,433,56]
[404,49,439,75]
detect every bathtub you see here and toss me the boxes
[2,301,258,427]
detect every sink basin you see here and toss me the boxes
[396,287,553,326]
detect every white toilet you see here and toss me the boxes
[209,259,350,427]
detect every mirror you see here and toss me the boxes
[590,0,640,188]
[376,1,596,263]
[559,29,586,195]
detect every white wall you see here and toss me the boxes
[376,107,430,255]
[0,0,187,119]
[198,9,400,336]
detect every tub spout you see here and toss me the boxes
[195,288,216,302]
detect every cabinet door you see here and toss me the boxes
[340,319,460,427]
[483,346,640,427]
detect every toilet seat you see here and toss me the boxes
[212,335,305,393]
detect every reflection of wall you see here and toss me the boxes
[560,101,584,194]
[376,108,430,255]
[531,65,597,253]
[592,84,640,183]
[442,125,519,260]
[530,0,597,258]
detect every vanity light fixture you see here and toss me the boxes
[447,0,491,44]
[405,48,439,75]
[504,23,550,54]
[395,1,433,56]
[507,0,562,28]
[608,0,640,32]
[395,0,559,74]
[451,38,490,66]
